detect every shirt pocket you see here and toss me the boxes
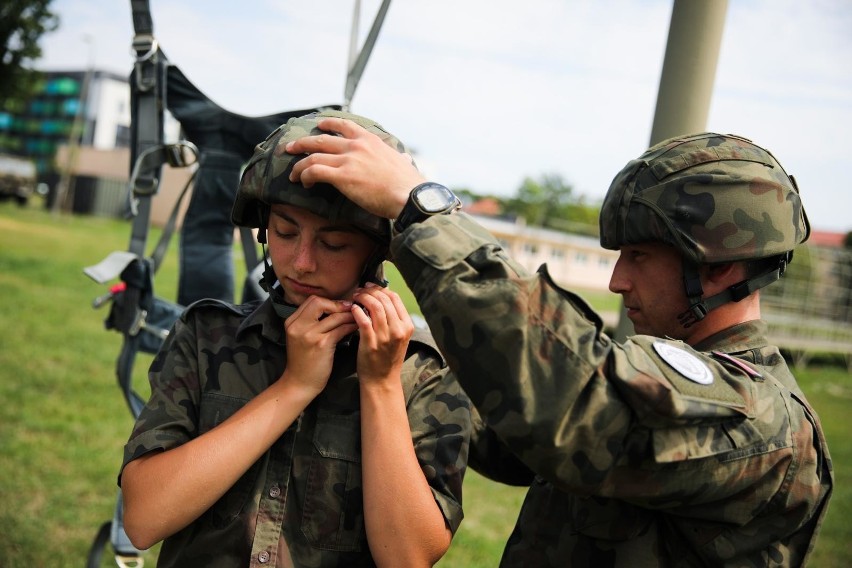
[301,410,365,552]
[198,392,263,529]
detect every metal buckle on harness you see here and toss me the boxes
[127,141,199,216]
[164,141,199,168]
[128,308,170,342]
[115,553,144,568]
[131,34,158,62]
[132,34,159,92]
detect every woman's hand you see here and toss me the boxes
[353,283,452,566]
[352,283,414,385]
[282,295,358,394]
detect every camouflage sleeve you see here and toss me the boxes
[389,214,781,504]
[392,213,628,493]
[402,345,472,534]
[118,309,203,483]
[467,405,536,487]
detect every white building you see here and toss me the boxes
[470,214,617,293]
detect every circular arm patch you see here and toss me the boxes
[653,341,714,385]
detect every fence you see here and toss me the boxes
[763,244,852,370]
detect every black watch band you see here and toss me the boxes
[393,182,460,234]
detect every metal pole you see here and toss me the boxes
[344,0,361,112]
[52,35,95,215]
[649,0,728,145]
[613,0,728,341]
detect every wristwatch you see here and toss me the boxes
[393,182,461,234]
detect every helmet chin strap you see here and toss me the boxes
[677,253,792,328]
[360,245,388,288]
[256,234,299,320]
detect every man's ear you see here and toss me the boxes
[703,262,743,290]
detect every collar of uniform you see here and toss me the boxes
[691,319,768,355]
[236,297,286,345]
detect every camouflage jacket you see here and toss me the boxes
[120,297,471,567]
[391,213,833,567]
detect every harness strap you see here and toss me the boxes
[86,2,166,564]
[149,154,199,273]
[128,0,165,257]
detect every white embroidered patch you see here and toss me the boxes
[653,341,714,385]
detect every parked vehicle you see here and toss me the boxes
[0,154,38,206]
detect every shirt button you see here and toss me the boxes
[258,551,270,563]
[269,485,281,498]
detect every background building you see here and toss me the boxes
[0,68,185,221]
[473,214,617,292]
[0,70,129,180]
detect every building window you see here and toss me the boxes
[551,247,565,260]
[46,77,81,96]
[63,99,80,116]
[574,251,588,264]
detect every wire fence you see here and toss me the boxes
[763,244,852,369]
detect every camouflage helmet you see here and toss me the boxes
[231,109,411,245]
[599,132,810,265]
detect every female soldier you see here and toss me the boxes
[119,111,471,568]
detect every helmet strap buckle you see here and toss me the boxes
[679,262,707,328]
[678,302,708,328]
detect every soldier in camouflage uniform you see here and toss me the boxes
[119,110,472,568]
[286,122,834,567]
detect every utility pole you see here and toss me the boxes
[52,35,95,215]
[613,0,728,340]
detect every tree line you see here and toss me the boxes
[454,173,602,238]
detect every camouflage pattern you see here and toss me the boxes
[390,212,833,567]
[119,297,471,567]
[600,132,811,264]
[232,110,410,244]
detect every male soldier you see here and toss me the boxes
[286,122,833,567]
[120,111,471,568]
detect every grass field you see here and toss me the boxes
[0,201,849,567]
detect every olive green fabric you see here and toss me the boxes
[390,212,832,567]
[119,297,471,567]
[600,132,810,264]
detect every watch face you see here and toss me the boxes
[416,184,455,213]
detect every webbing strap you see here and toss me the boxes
[239,226,259,274]
[149,156,198,273]
[678,256,789,328]
[130,0,153,36]
[87,3,164,564]
[128,0,165,257]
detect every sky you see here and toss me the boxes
[37,0,852,233]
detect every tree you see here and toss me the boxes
[0,0,59,110]
[504,173,600,236]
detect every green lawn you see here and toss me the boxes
[0,202,848,567]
